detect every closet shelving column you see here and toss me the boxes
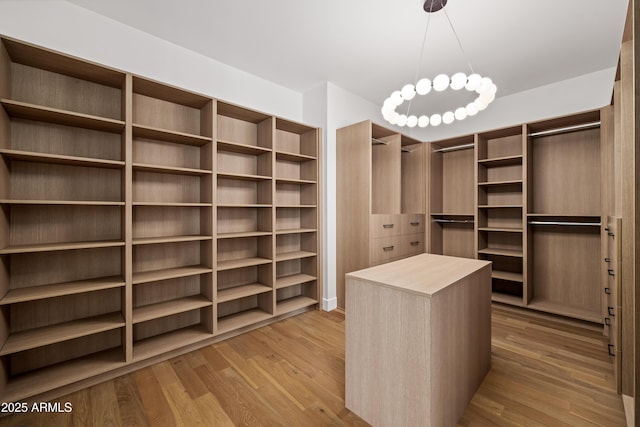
[274,118,320,315]
[0,37,127,399]
[129,76,215,360]
[475,126,526,306]
[215,102,274,334]
[428,135,475,258]
[525,110,603,322]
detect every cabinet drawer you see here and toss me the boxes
[401,214,425,235]
[370,236,402,265]
[370,214,401,238]
[403,233,425,257]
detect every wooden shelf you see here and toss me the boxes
[0,312,125,356]
[0,199,124,206]
[478,205,523,209]
[478,180,523,186]
[216,309,272,335]
[0,240,125,255]
[132,296,212,324]
[133,202,212,207]
[132,266,212,285]
[217,257,272,271]
[133,325,211,362]
[478,155,523,167]
[3,348,125,404]
[431,213,475,217]
[478,227,523,233]
[275,251,316,262]
[275,228,316,235]
[492,293,524,306]
[132,235,212,246]
[0,148,124,169]
[275,151,316,162]
[133,124,212,146]
[218,203,272,208]
[477,248,523,258]
[217,140,272,155]
[217,231,272,239]
[275,177,316,185]
[217,283,272,303]
[132,162,212,176]
[276,273,316,289]
[526,299,602,324]
[491,270,524,282]
[275,296,317,316]
[0,276,125,305]
[276,204,317,208]
[217,172,271,181]
[1,99,125,133]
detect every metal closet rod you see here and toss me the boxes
[528,121,601,138]
[371,138,416,153]
[433,219,474,224]
[432,142,475,153]
[528,220,601,227]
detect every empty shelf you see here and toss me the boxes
[217,257,272,271]
[217,283,272,303]
[0,240,125,254]
[0,276,125,305]
[275,151,316,162]
[275,296,317,315]
[276,274,317,289]
[133,325,211,362]
[217,172,271,181]
[477,248,523,258]
[132,296,212,324]
[216,309,272,335]
[217,140,272,155]
[0,148,124,169]
[133,162,212,176]
[133,123,212,146]
[491,270,524,282]
[275,251,316,262]
[132,266,213,285]
[217,231,272,239]
[132,235,212,245]
[0,312,125,356]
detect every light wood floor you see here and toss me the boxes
[0,305,627,426]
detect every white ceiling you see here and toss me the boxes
[66,0,628,111]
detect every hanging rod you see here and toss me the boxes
[433,219,474,224]
[528,220,601,227]
[528,121,600,138]
[432,143,474,153]
[371,137,389,145]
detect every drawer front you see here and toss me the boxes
[401,214,426,235]
[370,214,401,238]
[370,236,402,265]
[403,233,425,257]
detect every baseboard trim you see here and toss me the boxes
[322,296,338,311]
[623,394,634,427]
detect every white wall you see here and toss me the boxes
[0,0,303,120]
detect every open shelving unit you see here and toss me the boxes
[0,36,321,402]
[476,126,526,306]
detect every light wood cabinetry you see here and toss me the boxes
[345,254,491,427]
[339,109,611,323]
[604,216,622,392]
[428,135,475,258]
[475,126,526,306]
[336,121,426,309]
[0,36,321,402]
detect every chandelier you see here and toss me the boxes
[381,0,497,128]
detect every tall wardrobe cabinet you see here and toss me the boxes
[336,121,426,309]
[0,36,322,402]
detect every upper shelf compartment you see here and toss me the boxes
[132,76,214,142]
[217,101,273,151]
[275,118,318,160]
[1,37,125,123]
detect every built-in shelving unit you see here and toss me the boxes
[0,36,321,403]
[336,121,426,309]
[476,126,526,306]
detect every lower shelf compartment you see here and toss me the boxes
[275,296,317,316]
[133,325,212,362]
[217,283,272,303]
[526,299,602,324]
[492,293,524,306]
[3,348,125,402]
[217,309,272,335]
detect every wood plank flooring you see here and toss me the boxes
[0,304,627,426]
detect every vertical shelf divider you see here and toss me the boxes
[123,73,134,363]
